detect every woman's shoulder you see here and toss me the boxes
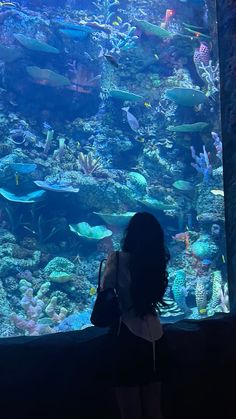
[107,251,130,267]
[108,250,129,258]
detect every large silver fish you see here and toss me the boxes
[122,107,139,132]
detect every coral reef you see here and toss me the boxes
[0,0,228,334]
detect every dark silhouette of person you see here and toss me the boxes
[101,212,169,419]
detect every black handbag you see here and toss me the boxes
[90,251,121,327]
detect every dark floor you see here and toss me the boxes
[0,314,235,419]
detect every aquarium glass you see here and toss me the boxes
[0,0,228,337]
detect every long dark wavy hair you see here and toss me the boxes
[121,212,170,317]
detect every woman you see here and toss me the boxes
[101,212,169,419]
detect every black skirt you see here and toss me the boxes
[98,322,165,387]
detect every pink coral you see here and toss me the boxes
[67,62,99,94]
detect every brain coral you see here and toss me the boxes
[191,235,218,260]
[44,257,75,276]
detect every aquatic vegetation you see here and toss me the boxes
[69,222,112,241]
[77,151,103,175]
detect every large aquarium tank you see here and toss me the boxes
[0,0,229,337]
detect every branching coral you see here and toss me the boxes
[77,151,103,175]
[110,23,138,52]
[197,60,220,98]
[190,145,212,182]
[211,131,222,162]
[67,62,99,94]
[11,279,68,335]
[93,0,119,23]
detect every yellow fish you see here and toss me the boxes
[199,308,207,315]
[210,189,224,197]
[144,102,152,108]
[116,16,122,22]
[112,21,119,26]
[135,137,145,143]
[90,287,97,296]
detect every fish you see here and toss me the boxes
[222,255,226,263]
[116,16,123,23]
[112,21,120,26]
[134,137,145,143]
[87,74,102,84]
[104,54,119,68]
[0,1,19,8]
[144,102,152,108]
[89,287,97,296]
[199,308,207,315]
[122,107,140,132]
[98,45,120,68]
[154,54,159,61]
[172,232,190,251]
[210,189,224,197]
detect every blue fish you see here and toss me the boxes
[59,29,89,40]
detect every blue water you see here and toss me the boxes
[0,0,228,337]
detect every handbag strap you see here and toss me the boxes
[97,258,107,293]
[97,251,120,293]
